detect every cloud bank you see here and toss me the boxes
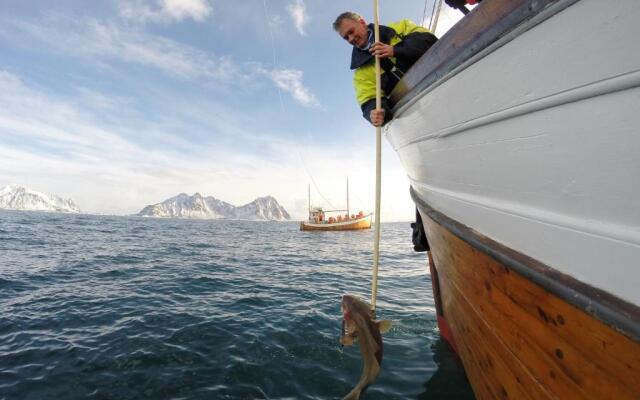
[0,68,412,220]
[0,16,317,105]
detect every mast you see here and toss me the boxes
[308,183,311,221]
[346,177,350,217]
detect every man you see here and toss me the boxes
[333,12,437,127]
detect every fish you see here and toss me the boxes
[340,294,392,400]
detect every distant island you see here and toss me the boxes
[0,184,81,213]
[137,193,290,221]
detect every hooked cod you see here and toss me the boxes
[340,294,391,400]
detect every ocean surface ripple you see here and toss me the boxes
[0,211,474,399]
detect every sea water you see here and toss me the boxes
[0,211,474,399]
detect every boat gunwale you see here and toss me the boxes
[410,186,640,342]
[389,0,580,115]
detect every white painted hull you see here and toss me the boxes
[386,0,640,305]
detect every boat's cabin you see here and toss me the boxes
[309,207,366,224]
[310,207,325,223]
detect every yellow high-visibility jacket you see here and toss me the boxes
[350,20,436,123]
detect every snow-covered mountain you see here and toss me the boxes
[137,193,290,221]
[234,196,291,221]
[0,184,81,213]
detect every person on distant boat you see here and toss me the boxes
[333,12,437,127]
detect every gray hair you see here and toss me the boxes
[333,11,362,31]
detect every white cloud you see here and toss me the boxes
[119,0,212,24]
[0,69,411,220]
[74,87,132,111]
[0,71,139,156]
[270,69,319,107]
[162,0,212,22]
[287,0,308,35]
[0,18,254,87]
[0,17,319,106]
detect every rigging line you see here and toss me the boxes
[353,191,367,211]
[262,0,285,111]
[261,0,336,210]
[296,147,337,210]
[420,0,431,26]
[429,0,443,33]
[429,0,438,29]
[301,129,337,210]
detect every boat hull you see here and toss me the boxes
[418,198,640,399]
[299,215,371,231]
[386,0,640,306]
[383,0,640,397]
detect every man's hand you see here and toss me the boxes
[370,109,385,127]
[369,42,394,58]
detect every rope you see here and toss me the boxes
[370,0,382,314]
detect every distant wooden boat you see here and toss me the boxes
[300,210,372,231]
[300,179,372,231]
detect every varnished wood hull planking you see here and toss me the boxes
[420,207,640,400]
[299,216,371,231]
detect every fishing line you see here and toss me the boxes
[262,0,286,112]
[261,0,337,211]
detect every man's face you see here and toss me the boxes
[337,18,368,48]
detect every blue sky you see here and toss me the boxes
[0,0,461,220]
